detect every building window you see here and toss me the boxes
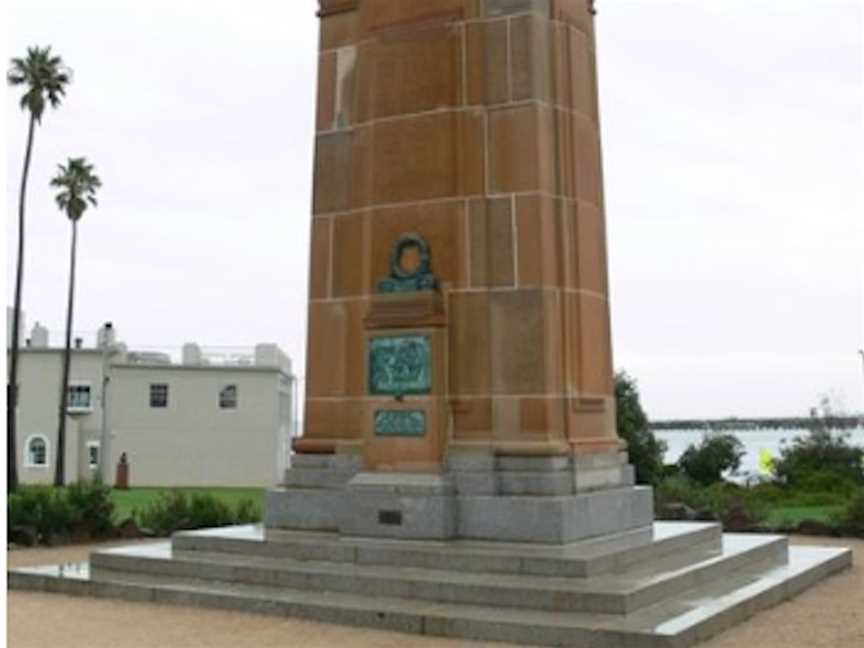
[219,385,238,409]
[25,435,49,468]
[67,383,93,412]
[150,383,169,408]
[87,441,100,469]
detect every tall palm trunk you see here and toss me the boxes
[55,219,78,487]
[7,113,36,494]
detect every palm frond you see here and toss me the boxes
[7,45,72,119]
[51,156,101,222]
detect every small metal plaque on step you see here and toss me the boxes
[378,510,403,526]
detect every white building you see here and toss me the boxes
[9,318,296,488]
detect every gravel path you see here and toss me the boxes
[6,536,862,648]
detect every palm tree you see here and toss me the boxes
[51,158,101,487]
[7,46,71,493]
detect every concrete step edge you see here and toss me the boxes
[173,523,722,578]
[8,546,852,648]
[91,536,785,614]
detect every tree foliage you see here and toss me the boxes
[615,371,667,485]
[7,45,71,121]
[773,430,864,487]
[679,434,745,485]
[51,157,101,221]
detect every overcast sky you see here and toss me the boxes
[4,0,863,420]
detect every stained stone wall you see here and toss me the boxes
[301,0,618,464]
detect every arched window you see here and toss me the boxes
[24,435,49,468]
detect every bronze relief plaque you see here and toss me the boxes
[368,334,432,396]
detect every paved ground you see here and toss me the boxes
[6,536,863,648]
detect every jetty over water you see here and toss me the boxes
[650,417,864,431]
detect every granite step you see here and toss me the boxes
[172,522,723,578]
[89,533,786,614]
[281,468,355,489]
[8,545,852,648]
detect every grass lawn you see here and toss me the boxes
[111,487,265,523]
[764,505,844,529]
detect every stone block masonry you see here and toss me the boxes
[302,0,619,468]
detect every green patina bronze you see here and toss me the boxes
[377,232,438,293]
[369,335,432,395]
[374,409,426,436]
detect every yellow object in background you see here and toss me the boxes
[758,448,775,475]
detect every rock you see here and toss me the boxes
[694,507,717,522]
[722,505,756,532]
[44,531,71,547]
[658,502,696,521]
[70,526,94,544]
[796,520,836,537]
[10,525,38,547]
[115,517,146,539]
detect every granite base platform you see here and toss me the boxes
[8,522,852,648]
[265,451,654,543]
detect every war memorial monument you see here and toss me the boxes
[9,1,852,645]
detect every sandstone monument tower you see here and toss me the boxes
[10,3,851,645]
[272,0,651,541]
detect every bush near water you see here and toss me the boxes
[614,372,864,537]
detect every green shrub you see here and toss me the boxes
[655,475,767,527]
[137,490,262,536]
[744,481,786,505]
[773,430,864,487]
[679,434,745,485]
[833,489,864,538]
[794,470,860,498]
[188,493,234,528]
[8,486,67,535]
[233,498,262,525]
[615,372,667,485]
[64,479,115,536]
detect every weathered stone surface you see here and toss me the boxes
[342,473,457,539]
[489,105,555,193]
[510,14,552,102]
[485,0,550,17]
[448,292,492,396]
[515,194,563,287]
[465,19,509,106]
[308,217,331,299]
[468,197,514,287]
[265,489,343,531]
[360,0,471,32]
[354,23,463,123]
[488,289,560,395]
[313,132,353,214]
[331,212,368,297]
[319,8,359,50]
[458,487,653,543]
[316,52,337,130]
[351,111,485,207]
